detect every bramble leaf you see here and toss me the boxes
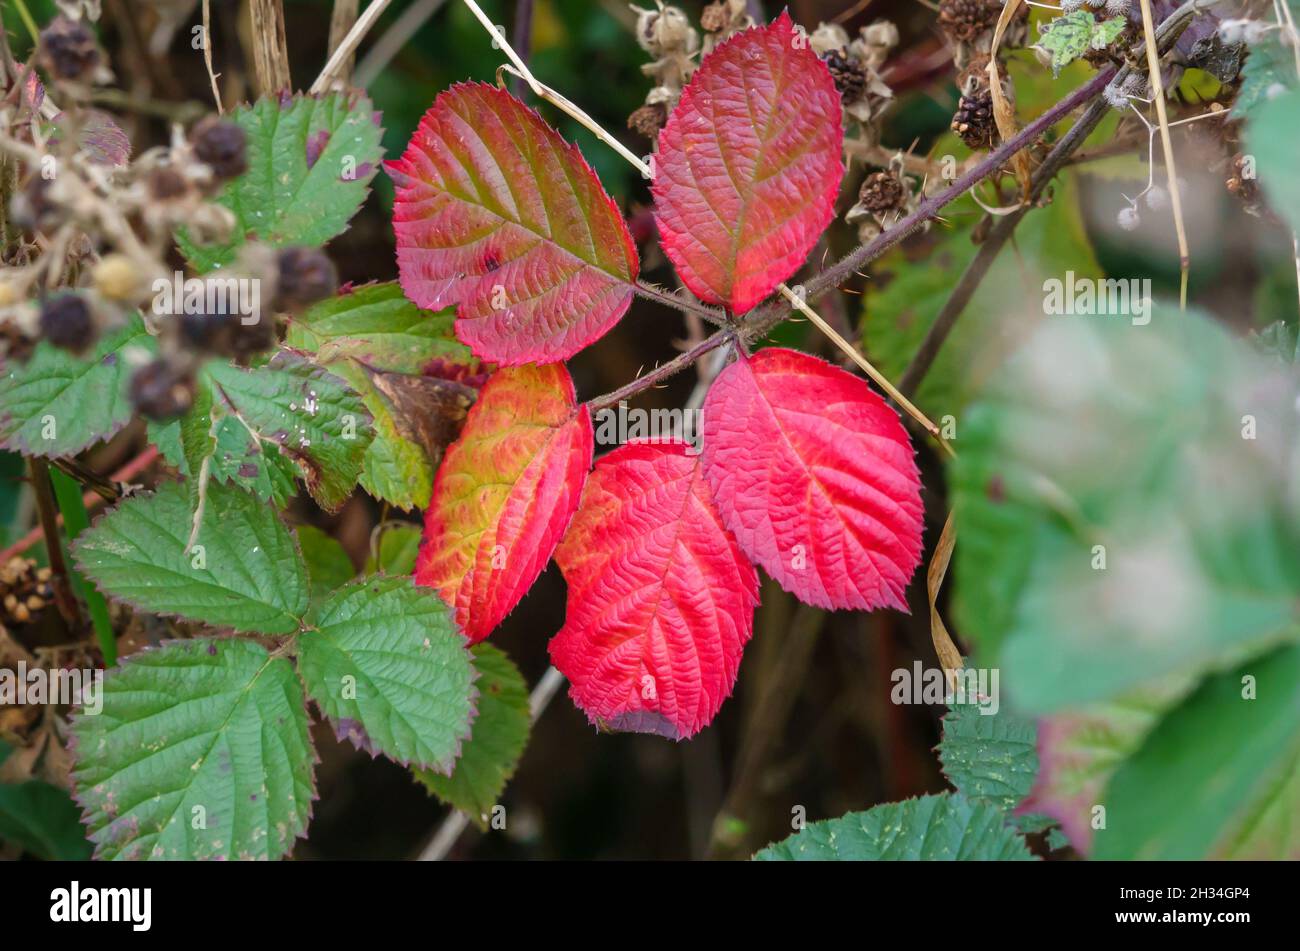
[652,12,843,314]
[367,523,422,576]
[0,777,92,860]
[388,83,639,364]
[179,91,384,271]
[416,363,592,643]
[1094,645,1300,860]
[0,313,156,457]
[297,576,477,772]
[1249,86,1300,235]
[939,699,1043,827]
[754,793,1034,861]
[72,481,309,634]
[297,523,355,602]
[550,441,758,739]
[1034,12,1126,77]
[415,643,530,825]
[1020,675,1195,854]
[71,638,315,860]
[952,305,1300,711]
[206,352,373,512]
[285,281,483,510]
[701,347,923,611]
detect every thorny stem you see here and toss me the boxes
[898,0,1206,396]
[633,279,728,327]
[586,329,736,413]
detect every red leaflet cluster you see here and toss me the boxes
[387,82,639,365]
[405,16,924,739]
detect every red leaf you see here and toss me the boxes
[387,83,640,365]
[550,441,758,739]
[650,12,844,315]
[416,362,592,643]
[701,347,923,611]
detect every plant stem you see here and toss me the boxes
[586,329,735,413]
[49,468,115,665]
[633,280,728,327]
[28,459,83,629]
[510,0,534,99]
[10,0,38,43]
[1137,0,1190,309]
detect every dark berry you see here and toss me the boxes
[859,171,908,216]
[275,248,338,309]
[39,293,96,354]
[178,307,237,354]
[823,49,869,101]
[952,90,997,150]
[191,116,248,181]
[129,359,195,421]
[38,16,101,83]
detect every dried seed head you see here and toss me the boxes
[1116,205,1141,231]
[937,0,1002,45]
[822,49,870,102]
[275,247,338,310]
[951,90,997,150]
[39,292,96,354]
[38,16,101,83]
[190,116,248,181]
[858,170,908,215]
[627,102,668,140]
[129,359,196,421]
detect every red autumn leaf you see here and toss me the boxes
[387,82,639,365]
[550,440,758,739]
[701,347,924,611]
[416,362,592,643]
[650,11,844,315]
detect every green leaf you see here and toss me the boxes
[1249,86,1300,235]
[206,352,373,512]
[297,576,476,771]
[754,793,1034,861]
[865,176,1101,422]
[0,779,92,859]
[179,92,384,271]
[284,281,469,373]
[1095,645,1300,860]
[415,643,530,826]
[284,283,481,510]
[938,699,1041,823]
[71,638,315,860]
[0,314,156,457]
[296,524,355,602]
[149,378,300,508]
[72,481,309,633]
[1034,12,1125,77]
[365,523,422,576]
[1235,32,1297,117]
[1019,675,1195,854]
[952,304,1300,711]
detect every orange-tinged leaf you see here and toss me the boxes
[388,83,639,365]
[550,441,758,739]
[416,363,592,642]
